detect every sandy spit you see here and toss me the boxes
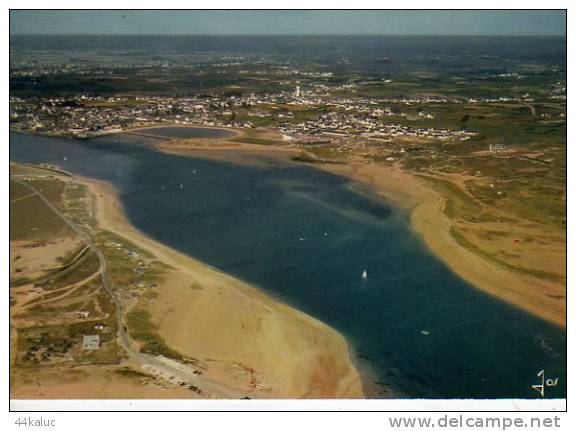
[76,175,366,399]
[318,161,565,328]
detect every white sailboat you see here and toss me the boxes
[362,270,368,280]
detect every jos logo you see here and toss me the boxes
[531,370,559,397]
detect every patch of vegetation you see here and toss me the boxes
[9,276,33,287]
[95,230,170,295]
[126,308,183,360]
[416,174,500,223]
[450,226,564,283]
[62,183,96,227]
[27,178,66,205]
[35,250,100,290]
[55,243,88,265]
[80,341,124,365]
[26,300,86,317]
[233,129,283,146]
[471,229,510,241]
[292,150,346,164]
[114,367,152,379]
[10,180,33,201]
[10,192,71,241]
[17,325,75,366]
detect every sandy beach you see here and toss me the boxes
[77,176,365,399]
[159,139,299,155]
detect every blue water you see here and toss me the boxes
[10,131,566,399]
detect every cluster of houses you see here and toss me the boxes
[279,111,477,142]
[9,77,561,140]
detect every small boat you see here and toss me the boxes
[362,270,368,280]
[420,330,431,336]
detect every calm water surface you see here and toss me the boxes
[10,131,566,399]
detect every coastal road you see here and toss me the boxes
[14,177,244,399]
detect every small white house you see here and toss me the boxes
[82,335,100,350]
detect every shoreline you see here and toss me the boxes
[315,161,565,328]
[12,126,565,326]
[149,134,565,328]
[10,122,245,140]
[75,175,366,399]
[10,129,564,399]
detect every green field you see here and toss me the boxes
[10,193,69,241]
[126,308,183,360]
[9,178,71,241]
[10,181,32,201]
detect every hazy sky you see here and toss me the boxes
[10,10,566,36]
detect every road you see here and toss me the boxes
[521,101,537,117]
[14,177,244,399]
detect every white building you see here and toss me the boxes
[489,144,507,153]
[82,335,101,350]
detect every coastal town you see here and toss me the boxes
[11,88,556,143]
[10,39,566,151]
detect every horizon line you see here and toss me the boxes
[10,32,567,37]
